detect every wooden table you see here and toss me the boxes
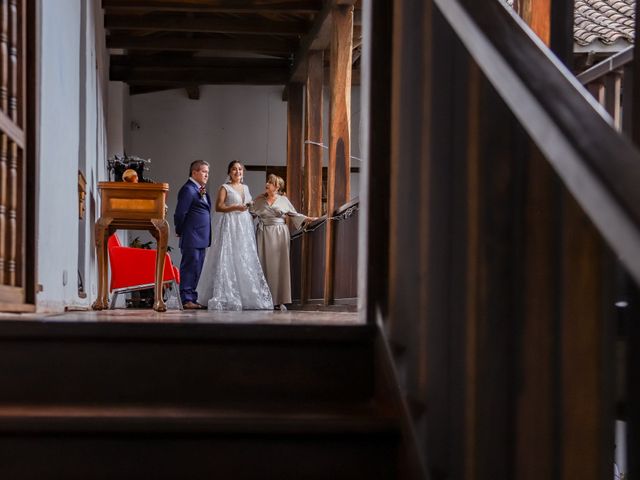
[91,182,170,312]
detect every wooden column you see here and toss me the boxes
[285,83,303,210]
[301,50,324,305]
[323,4,353,305]
[519,0,573,64]
[304,51,323,218]
[518,0,550,44]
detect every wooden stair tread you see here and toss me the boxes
[0,320,374,343]
[0,403,399,434]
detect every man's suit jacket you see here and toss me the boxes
[174,180,212,249]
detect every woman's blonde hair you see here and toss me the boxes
[267,174,285,195]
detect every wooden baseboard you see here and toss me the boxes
[305,299,324,305]
[334,297,357,306]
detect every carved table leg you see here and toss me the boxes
[91,217,112,310]
[151,218,169,312]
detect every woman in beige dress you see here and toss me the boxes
[251,174,314,310]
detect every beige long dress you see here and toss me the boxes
[251,194,306,305]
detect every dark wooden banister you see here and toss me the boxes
[435,0,640,284]
[290,197,359,240]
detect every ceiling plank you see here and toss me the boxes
[105,14,310,36]
[102,0,321,14]
[107,34,296,55]
[289,0,357,83]
[110,65,290,85]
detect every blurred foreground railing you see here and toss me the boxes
[360,0,640,478]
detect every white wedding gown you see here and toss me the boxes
[197,183,273,310]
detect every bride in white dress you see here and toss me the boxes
[197,161,273,310]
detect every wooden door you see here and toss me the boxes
[0,0,33,312]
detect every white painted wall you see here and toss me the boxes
[107,81,127,158]
[127,86,287,267]
[128,85,361,268]
[36,0,109,312]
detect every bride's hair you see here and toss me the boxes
[227,160,244,182]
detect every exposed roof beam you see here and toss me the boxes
[110,65,290,85]
[105,14,310,36]
[102,0,322,14]
[129,85,178,95]
[289,0,356,83]
[107,35,296,55]
[110,54,289,69]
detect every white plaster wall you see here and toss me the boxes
[107,82,127,158]
[127,84,362,268]
[128,86,287,266]
[36,0,108,311]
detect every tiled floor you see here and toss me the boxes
[0,308,362,325]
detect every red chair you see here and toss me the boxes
[107,234,182,309]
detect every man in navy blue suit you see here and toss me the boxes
[174,160,211,309]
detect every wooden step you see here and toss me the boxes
[0,403,397,434]
[0,404,400,480]
[0,321,375,407]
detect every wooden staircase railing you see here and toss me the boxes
[361,0,640,478]
[577,45,633,134]
[436,1,640,280]
[291,198,359,307]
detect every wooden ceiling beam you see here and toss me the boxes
[105,14,310,36]
[129,85,178,95]
[289,0,357,83]
[107,34,296,55]
[102,0,322,14]
[110,65,290,85]
[110,54,289,69]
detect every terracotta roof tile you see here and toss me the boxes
[502,0,634,47]
[574,0,635,46]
